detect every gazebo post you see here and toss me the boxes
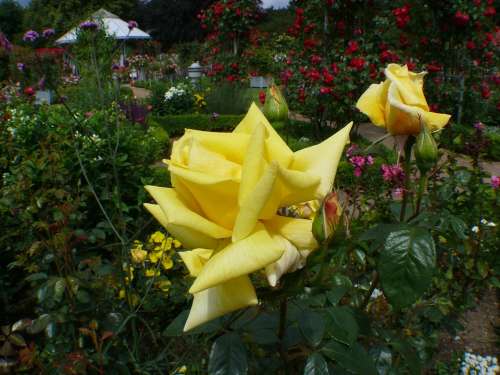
[120,42,126,67]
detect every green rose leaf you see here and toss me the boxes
[208,333,248,375]
[325,306,358,346]
[304,353,329,375]
[378,227,436,309]
[299,309,326,348]
[322,341,377,375]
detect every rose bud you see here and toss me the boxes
[312,192,342,244]
[414,121,438,173]
[263,84,289,122]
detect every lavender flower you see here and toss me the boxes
[23,30,39,42]
[42,28,56,38]
[474,121,486,132]
[16,63,25,72]
[128,20,138,30]
[80,21,98,31]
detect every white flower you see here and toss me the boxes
[471,226,479,233]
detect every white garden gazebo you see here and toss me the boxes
[55,9,151,66]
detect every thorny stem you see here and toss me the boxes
[400,136,415,222]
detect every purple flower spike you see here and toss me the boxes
[42,28,56,38]
[128,20,138,30]
[23,30,39,42]
[80,21,98,31]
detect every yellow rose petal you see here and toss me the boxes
[233,162,279,242]
[265,235,303,287]
[144,204,220,249]
[385,64,428,110]
[145,186,232,239]
[234,103,293,167]
[355,81,390,127]
[184,275,258,331]
[166,164,240,229]
[291,122,352,198]
[264,215,318,251]
[189,226,284,294]
[179,248,213,277]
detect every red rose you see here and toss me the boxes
[323,70,334,85]
[259,90,266,105]
[349,57,365,71]
[304,39,319,49]
[481,84,491,99]
[310,55,322,65]
[24,87,35,96]
[426,62,442,73]
[345,40,359,54]
[406,61,417,71]
[298,87,306,103]
[429,104,439,112]
[320,87,332,95]
[484,6,496,16]
[330,63,340,75]
[453,11,470,27]
[466,40,476,50]
[308,69,321,81]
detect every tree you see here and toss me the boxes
[23,0,139,34]
[0,0,24,39]
[136,0,217,49]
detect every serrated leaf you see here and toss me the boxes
[299,310,326,348]
[304,353,329,375]
[208,333,248,375]
[322,341,378,375]
[378,227,436,309]
[325,307,358,346]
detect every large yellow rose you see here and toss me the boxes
[356,64,451,135]
[144,103,352,331]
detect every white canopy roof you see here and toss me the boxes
[55,9,151,45]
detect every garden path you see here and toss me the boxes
[128,85,151,100]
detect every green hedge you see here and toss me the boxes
[149,114,245,136]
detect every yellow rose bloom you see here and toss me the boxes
[356,64,451,135]
[145,103,352,331]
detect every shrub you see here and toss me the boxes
[150,113,244,135]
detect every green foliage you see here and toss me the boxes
[150,113,244,136]
[208,333,248,375]
[205,83,260,115]
[0,0,24,39]
[378,226,436,309]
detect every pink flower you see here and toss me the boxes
[491,176,500,189]
[381,164,405,184]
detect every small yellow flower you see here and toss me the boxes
[161,256,174,270]
[156,279,171,293]
[149,250,163,263]
[173,239,182,249]
[160,237,173,251]
[150,231,165,243]
[118,289,126,299]
[131,248,148,263]
[171,365,187,374]
[124,266,134,284]
[145,268,160,278]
